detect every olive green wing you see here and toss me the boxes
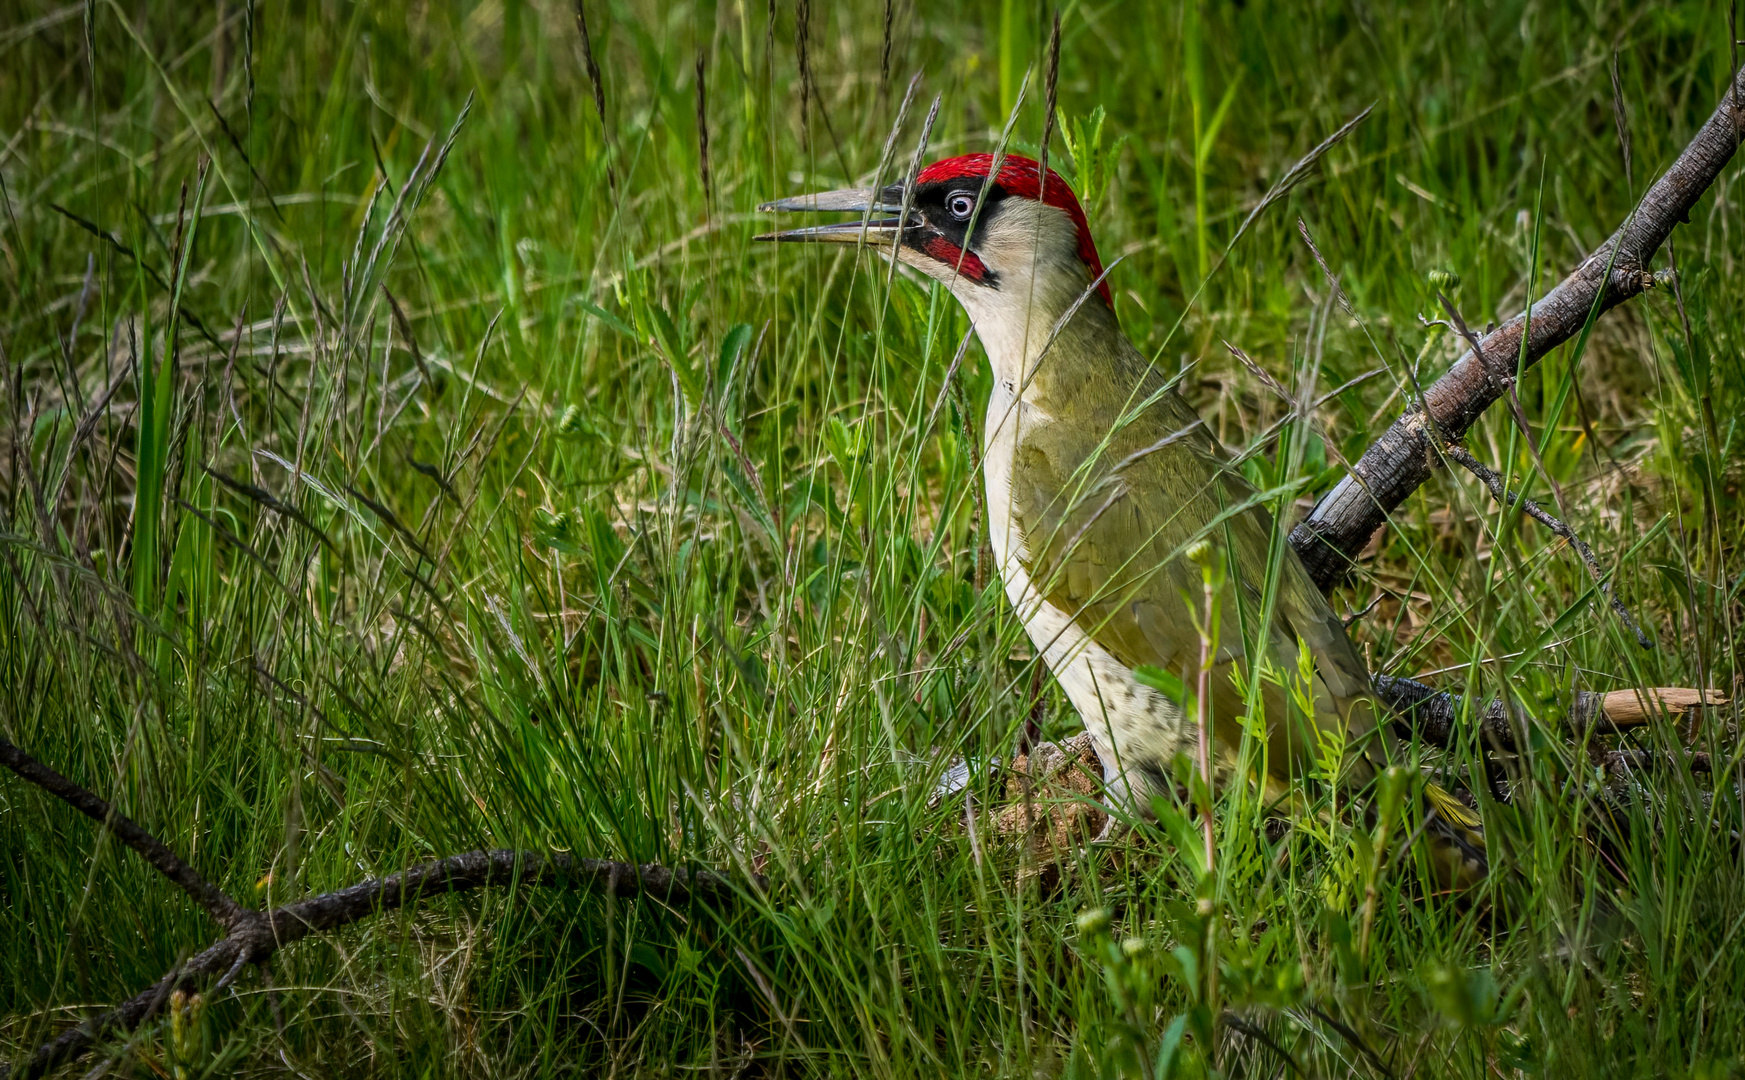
[1004,398,1210,680]
[1006,392,1379,780]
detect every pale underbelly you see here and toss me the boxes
[995,551,1194,788]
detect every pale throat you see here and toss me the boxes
[957,276,1122,403]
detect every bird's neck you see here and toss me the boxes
[961,284,1138,412]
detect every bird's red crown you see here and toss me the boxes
[915,153,1110,305]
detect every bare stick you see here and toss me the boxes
[0,737,248,931]
[7,850,745,1080]
[1290,64,1745,589]
[1443,443,1650,647]
[0,736,754,1080]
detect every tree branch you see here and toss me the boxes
[1372,675,1722,751]
[1290,63,1745,589]
[8,850,743,1080]
[0,737,752,1079]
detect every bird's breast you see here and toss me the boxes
[981,379,1030,565]
[980,384,1194,780]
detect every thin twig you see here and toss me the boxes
[1433,291,1574,525]
[1443,442,1650,647]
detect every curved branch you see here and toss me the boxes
[0,736,753,1080]
[6,850,747,1080]
[1291,64,1745,589]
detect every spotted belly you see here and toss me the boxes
[998,556,1194,803]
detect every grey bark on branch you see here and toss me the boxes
[1289,64,1745,590]
[1,737,753,1080]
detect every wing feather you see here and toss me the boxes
[1006,381,1378,783]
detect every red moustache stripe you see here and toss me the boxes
[920,235,990,282]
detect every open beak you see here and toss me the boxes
[755,184,908,245]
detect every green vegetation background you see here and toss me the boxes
[2,0,1741,1075]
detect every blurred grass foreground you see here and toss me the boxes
[3,1,1743,1076]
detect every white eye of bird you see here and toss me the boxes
[947,192,976,219]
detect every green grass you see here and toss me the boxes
[2,0,1742,1076]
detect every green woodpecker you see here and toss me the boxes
[759,154,1482,881]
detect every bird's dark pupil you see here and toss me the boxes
[950,194,973,217]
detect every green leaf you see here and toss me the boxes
[628,941,669,980]
[1168,946,1199,992]
[584,508,625,571]
[822,417,865,472]
[576,298,636,338]
[718,322,753,388]
[1197,72,1244,162]
[644,302,700,404]
[1154,1013,1189,1079]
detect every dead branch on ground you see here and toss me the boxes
[1371,677,1722,753]
[0,737,752,1080]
